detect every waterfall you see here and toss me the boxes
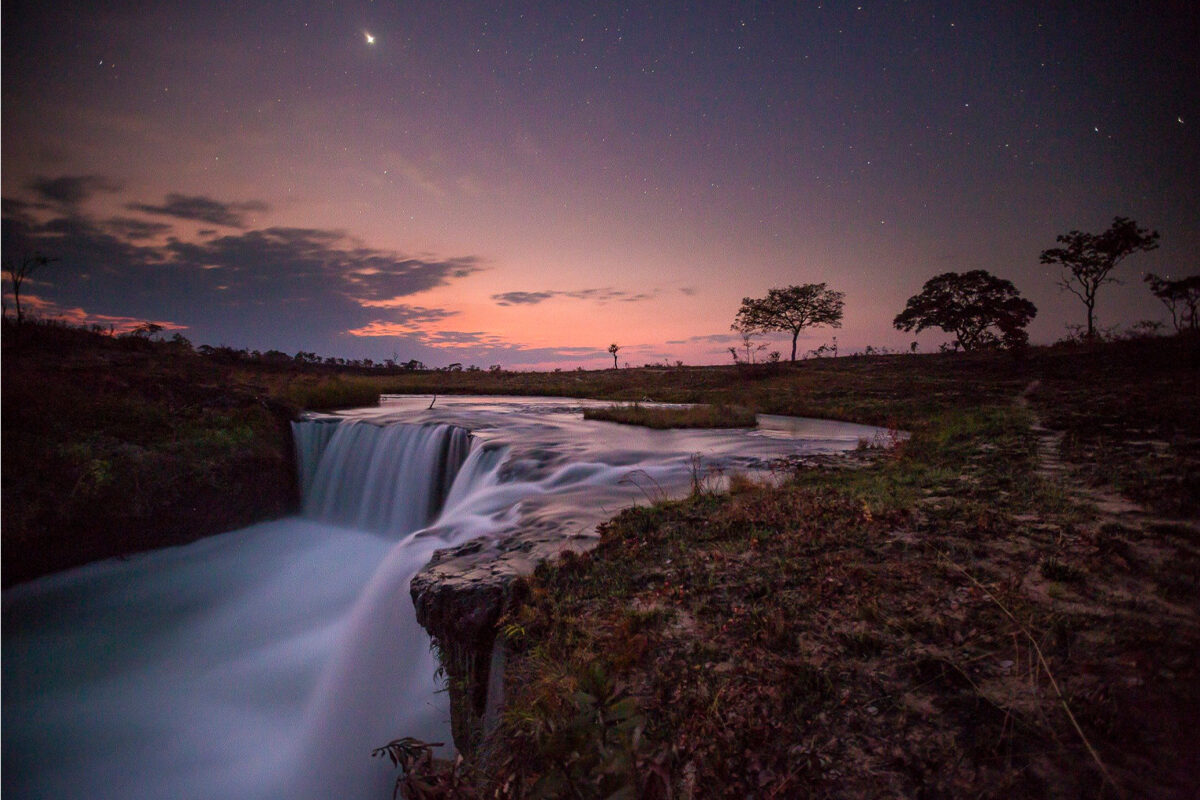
[274,419,491,800]
[296,420,472,536]
[3,398,891,800]
[3,419,489,800]
[291,418,340,498]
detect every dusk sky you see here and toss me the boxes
[4,1,1197,369]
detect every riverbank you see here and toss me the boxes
[394,336,1200,798]
[1,322,302,586]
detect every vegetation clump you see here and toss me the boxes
[583,403,757,429]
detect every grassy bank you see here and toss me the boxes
[1,322,304,585]
[583,403,757,429]
[388,335,1200,799]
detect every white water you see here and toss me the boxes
[3,397,889,799]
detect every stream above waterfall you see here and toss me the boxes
[3,396,891,799]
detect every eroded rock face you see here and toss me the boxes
[410,529,597,753]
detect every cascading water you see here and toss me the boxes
[3,396,892,799]
[298,421,472,535]
[3,419,495,800]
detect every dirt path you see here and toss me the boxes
[1018,379,1188,524]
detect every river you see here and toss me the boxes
[3,396,888,799]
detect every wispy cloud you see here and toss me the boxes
[346,306,459,336]
[491,290,557,306]
[665,332,744,345]
[103,216,174,240]
[7,293,186,334]
[127,193,269,228]
[27,175,123,206]
[492,287,659,306]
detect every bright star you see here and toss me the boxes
[364,31,376,45]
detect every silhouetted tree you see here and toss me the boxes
[893,270,1037,350]
[608,343,620,368]
[3,252,58,326]
[1039,217,1159,340]
[728,331,767,365]
[1145,273,1200,332]
[130,322,164,339]
[732,283,845,361]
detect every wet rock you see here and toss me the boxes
[410,529,598,754]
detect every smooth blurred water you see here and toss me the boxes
[3,397,888,799]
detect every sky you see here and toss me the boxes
[3,1,1198,369]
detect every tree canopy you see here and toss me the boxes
[1039,216,1159,339]
[1145,273,1200,333]
[893,270,1037,351]
[732,283,844,361]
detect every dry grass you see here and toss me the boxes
[463,339,1200,799]
[583,403,757,429]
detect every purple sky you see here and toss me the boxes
[4,1,1197,368]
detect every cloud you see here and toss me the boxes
[2,203,484,355]
[492,291,557,306]
[7,293,186,334]
[666,332,745,345]
[103,216,174,240]
[492,287,659,306]
[27,175,122,206]
[420,330,509,347]
[162,227,484,304]
[127,193,269,228]
[346,306,459,336]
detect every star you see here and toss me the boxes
[364,31,376,45]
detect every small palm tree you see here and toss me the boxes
[608,343,620,369]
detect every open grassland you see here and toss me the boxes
[381,336,1200,799]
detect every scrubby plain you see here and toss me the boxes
[4,321,1198,798]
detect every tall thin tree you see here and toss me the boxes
[3,252,57,326]
[1039,217,1159,339]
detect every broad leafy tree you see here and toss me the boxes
[1145,273,1200,332]
[1039,216,1159,340]
[732,283,845,362]
[893,270,1037,350]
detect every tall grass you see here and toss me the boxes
[583,403,757,429]
[281,375,384,410]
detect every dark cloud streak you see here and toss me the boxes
[127,193,269,228]
[27,175,122,206]
[492,287,658,306]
